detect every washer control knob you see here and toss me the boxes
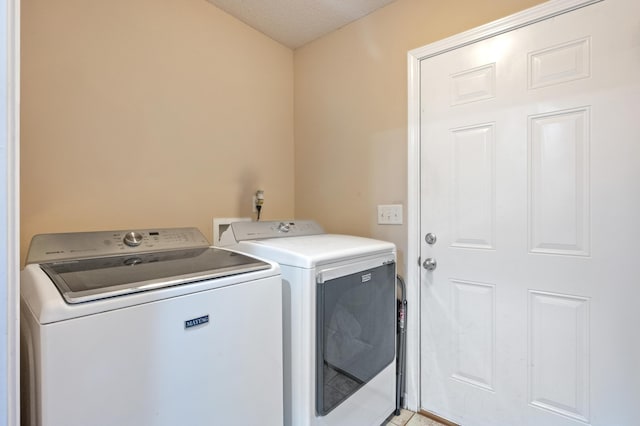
[123,231,143,247]
[278,222,291,233]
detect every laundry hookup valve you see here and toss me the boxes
[255,190,264,221]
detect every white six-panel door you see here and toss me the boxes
[419,1,640,425]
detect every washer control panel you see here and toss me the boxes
[26,227,210,264]
[229,220,325,242]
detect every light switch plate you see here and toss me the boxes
[377,204,403,225]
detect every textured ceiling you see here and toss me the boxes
[207,0,398,49]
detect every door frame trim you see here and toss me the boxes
[405,0,600,412]
[1,0,20,423]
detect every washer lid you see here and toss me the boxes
[40,247,270,304]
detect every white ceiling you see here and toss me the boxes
[207,0,398,49]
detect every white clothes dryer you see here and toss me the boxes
[21,227,283,426]
[219,220,397,426]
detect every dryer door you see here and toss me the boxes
[316,259,396,416]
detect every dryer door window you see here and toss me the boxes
[316,262,396,416]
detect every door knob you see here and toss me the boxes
[425,233,437,245]
[423,258,437,271]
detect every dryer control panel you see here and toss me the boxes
[225,220,325,243]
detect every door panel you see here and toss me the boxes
[419,1,640,425]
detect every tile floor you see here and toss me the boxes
[382,409,447,426]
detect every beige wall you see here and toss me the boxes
[21,0,294,265]
[294,0,545,275]
[21,0,548,268]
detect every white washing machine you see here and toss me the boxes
[219,220,397,426]
[21,227,283,426]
